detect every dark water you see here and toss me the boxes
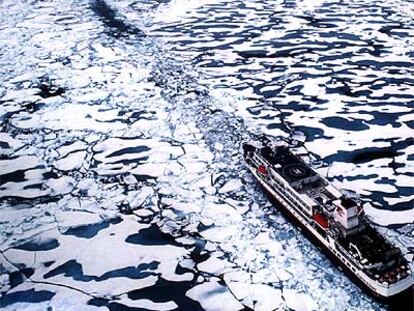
[0,0,413,310]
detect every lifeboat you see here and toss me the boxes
[312,212,329,229]
[257,165,268,178]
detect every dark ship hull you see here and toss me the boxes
[243,140,414,300]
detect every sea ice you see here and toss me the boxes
[283,289,317,311]
[186,280,244,311]
[219,179,243,194]
[197,256,226,275]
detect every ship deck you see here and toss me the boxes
[337,225,400,266]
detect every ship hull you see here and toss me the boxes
[255,175,413,304]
